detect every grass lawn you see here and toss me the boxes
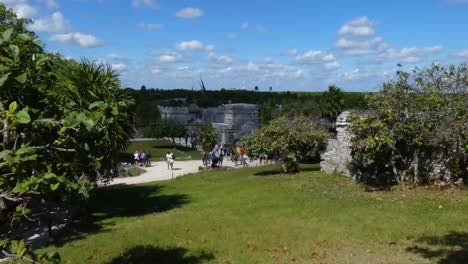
[44,164,468,263]
[120,139,203,163]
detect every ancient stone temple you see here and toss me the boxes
[320,111,354,177]
[158,103,259,145]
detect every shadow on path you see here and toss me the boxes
[407,231,468,264]
[107,245,214,264]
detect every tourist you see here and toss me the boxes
[236,145,241,166]
[139,150,147,166]
[134,150,140,165]
[169,152,175,170]
[165,152,171,170]
[219,147,224,167]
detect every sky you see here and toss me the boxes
[1,0,468,91]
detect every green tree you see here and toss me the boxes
[0,5,135,262]
[348,64,468,186]
[199,124,217,152]
[243,116,329,173]
[145,118,186,147]
[320,85,345,122]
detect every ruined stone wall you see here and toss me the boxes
[158,103,258,145]
[320,111,354,177]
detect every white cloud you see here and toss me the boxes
[378,45,443,63]
[338,16,375,37]
[295,50,336,64]
[452,50,468,59]
[137,23,164,30]
[159,52,183,63]
[325,61,341,70]
[107,53,125,60]
[226,33,237,40]
[50,33,103,48]
[39,0,58,9]
[176,40,214,52]
[207,52,233,65]
[29,12,71,33]
[0,0,38,18]
[132,0,158,9]
[336,36,389,55]
[151,68,162,74]
[176,7,204,19]
[111,63,127,71]
[240,22,249,30]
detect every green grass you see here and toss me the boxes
[44,164,468,263]
[120,139,203,163]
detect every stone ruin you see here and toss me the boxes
[158,103,258,145]
[320,111,466,184]
[320,111,354,177]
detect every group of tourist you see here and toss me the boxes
[202,143,250,169]
[133,150,151,167]
[229,144,249,167]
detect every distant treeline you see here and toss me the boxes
[124,87,370,128]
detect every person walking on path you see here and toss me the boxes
[168,152,175,170]
[165,152,172,170]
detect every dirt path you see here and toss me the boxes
[106,159,256,186]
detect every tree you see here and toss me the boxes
[320,85,345,123]
[0,5,135,262]
[243,116,329,173]
[145,119,186,147]
[348,64,467,186]
[199,124,217,152]
[254,86,259,91]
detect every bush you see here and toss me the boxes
[348,64,468,186]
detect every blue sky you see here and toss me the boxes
[2,0,468,91]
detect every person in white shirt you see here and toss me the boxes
[165,152,171,170]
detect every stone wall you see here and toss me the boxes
[158,103,258,145]
[320,111,354,177]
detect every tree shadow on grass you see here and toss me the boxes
[407,231,468,264]
[50,184,189,247]
[253,165,320,176]
[107,245,215,264]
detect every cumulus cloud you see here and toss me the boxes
[240,22,249,30]
[111,63,127,71]
[39,0,58,9]
[0,0,38,18]
[452,49,468,59]
[132,0,158,9]
[29,12,71,33]
[294,50,338,66]
[336,36,389,55]
[50,33,103,48]
[338,16,375,37]
[176,7,204,19]
[378,45,443,63]
[137,23,164,30]
[176,40,214,52]
[207,52,233,65]
[159,52,183,63]
[107,53,125,60]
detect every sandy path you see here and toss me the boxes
[106,159,253,186]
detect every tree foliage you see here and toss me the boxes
[348,64,468,186]
[320,85,345,122]
[199,124,217,152]
[144,118,186,147]
[0,5,135,262]
[243,116,329,173]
